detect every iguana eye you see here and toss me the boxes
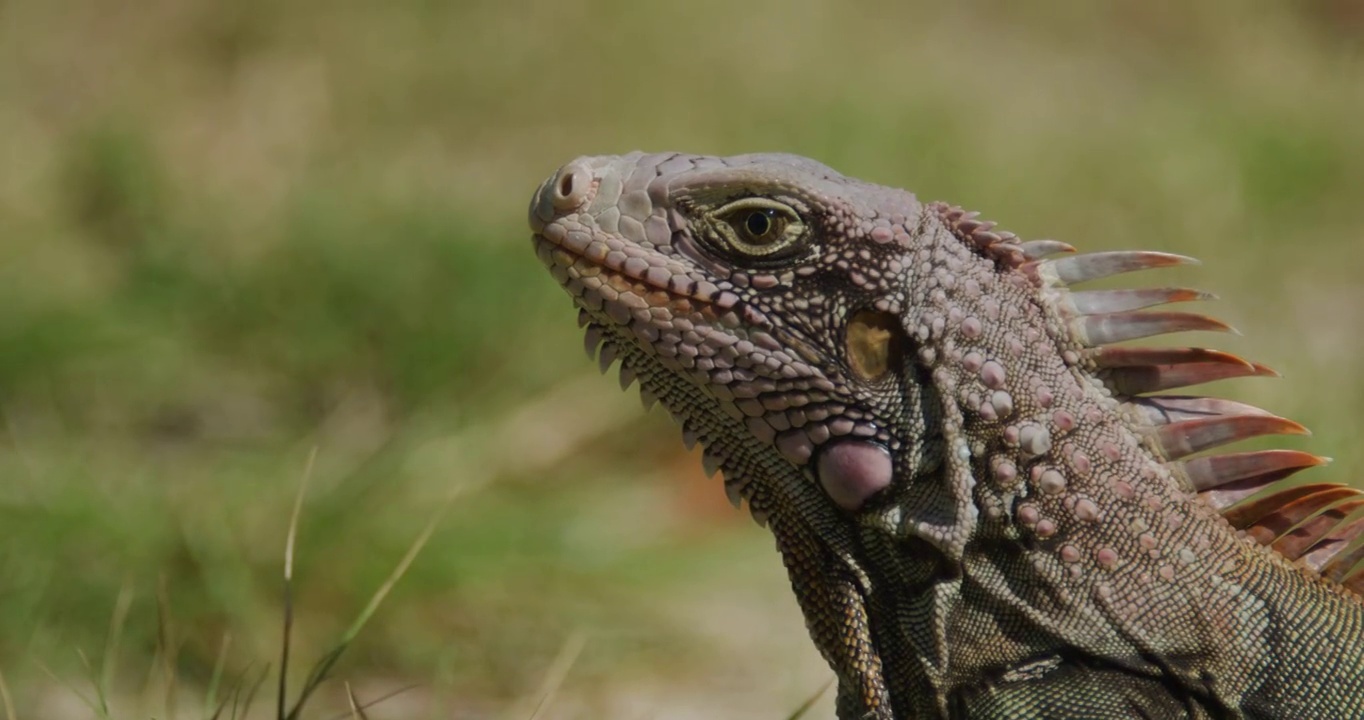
[709,199,806,258]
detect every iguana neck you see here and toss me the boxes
[836,214,1356,714]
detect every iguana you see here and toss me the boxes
[527,152,1364,718]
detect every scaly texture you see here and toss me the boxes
[528,152,1364,719]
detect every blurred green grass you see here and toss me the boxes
[1,0,1362,717]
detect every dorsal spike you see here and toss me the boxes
[1068,287,1217,315]
[1321,535,1364,585]
[1045,251,1199,286]
[1092,346,1253,370]
[1074,311,1234,347]
[1106,359,1278,395]
[1019,239,1076,260]
[1152,415,1308,461]
[1301,507,1364,571]
[931,202,1031,268]
[1125,394,1273,426]
[1244,488,1359,547]
[1344,563,1364,597]
[1186,449,1330,496]
[1220,482,1344,529]
[1274,499,1364,567]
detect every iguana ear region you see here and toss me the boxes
[817,440,894,511]
[846,309,907,383]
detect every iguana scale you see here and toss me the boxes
[527,152,1364,719]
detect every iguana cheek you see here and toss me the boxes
[817,440,894,511]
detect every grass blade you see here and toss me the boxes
[35,660,97,714]
[204,631,232,720]
[526,630,587,720]
[75,648,109,717]
[322,684,419,720]
[278,446,318,719]
[785,677,834,720]
[284,486,453,720]
[344,681,369,720]
[0,667,15,720]
[240,663,271,719]
[100,579,134,707]
[156,572,179,719]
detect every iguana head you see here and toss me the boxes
[528,152,962,525]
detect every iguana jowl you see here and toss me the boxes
[528,152,1364,718]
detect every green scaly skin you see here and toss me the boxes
[528,152,1364,719]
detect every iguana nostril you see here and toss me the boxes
[551,161,593,211]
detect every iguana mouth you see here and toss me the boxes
[531,229,754,329]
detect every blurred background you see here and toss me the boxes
[1,1,1361,717]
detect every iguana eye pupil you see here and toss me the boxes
[744,209,774,239]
